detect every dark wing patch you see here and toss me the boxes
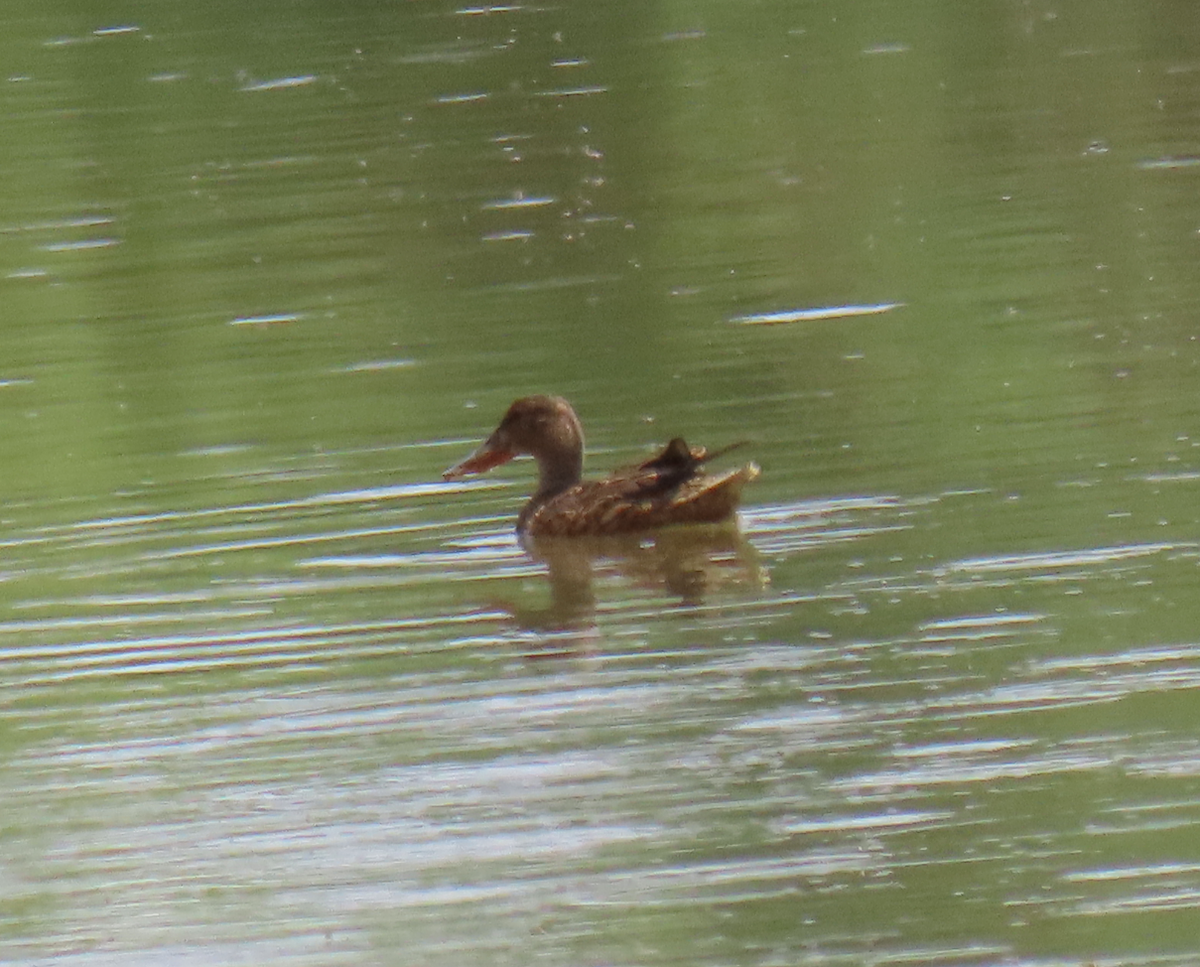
[632,438,748,498]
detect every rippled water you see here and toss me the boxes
[4,0,1200,964]
[5,469,1200,963]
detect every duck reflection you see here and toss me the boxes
[497,524,766,632]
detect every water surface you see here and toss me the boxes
[3,0,1200,964]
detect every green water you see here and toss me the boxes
[2,0,1200,964]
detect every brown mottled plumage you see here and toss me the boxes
[443,395,759,536]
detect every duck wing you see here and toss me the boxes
[526,462,759,536]
[630,438,749,498]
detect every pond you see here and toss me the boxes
[2,0,1200,964]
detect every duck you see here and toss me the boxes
[442,395,759,536]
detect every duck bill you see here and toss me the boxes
[442,441,515,480]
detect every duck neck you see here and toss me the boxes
[517,453,581,533]
[532,447,582,502]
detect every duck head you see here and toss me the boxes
[443,395,585,498]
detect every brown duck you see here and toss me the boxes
[443,395,759,536]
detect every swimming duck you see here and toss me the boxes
[443,395,759,536]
